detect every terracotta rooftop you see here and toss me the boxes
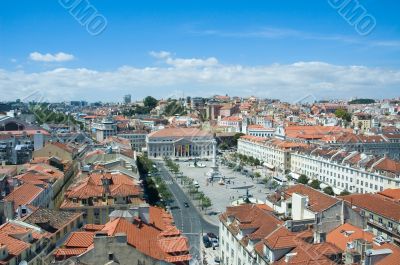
[62,171,142,206]
[220,204,283,244]
[23,208,82,235]
[327,223,400,265]
[148,127,212,138]
[54,206,190,263]
[284,184,340,212]
[377,188,400,201]
[285,125,348,139]
[0,221,44,265]
[264,226,297,250]
[372,157,400,175]
[4,183,44,210]
[341,193,400,222]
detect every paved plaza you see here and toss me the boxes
[176,159,272,225]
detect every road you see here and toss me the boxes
[157,162,218,261]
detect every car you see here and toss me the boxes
[203,235,212,248]
[214,257,220,263]
[184,202,190,208]
[211,238,219,248]
[207,232,218,239]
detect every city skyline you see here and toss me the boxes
[0,0,400,102]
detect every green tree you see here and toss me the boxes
[348,98,375,105]
[335,109,351,122]
[323,186,335,196]
[254,172,262,182]
[143,96,158,110]
[340,190,351,196]
[309,179,321,190]
[298,174,309,185]
[164,100,185,116]
[219,142,229,150]
[201,196,212,212]
[233,133,245,146]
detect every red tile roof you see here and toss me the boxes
[4,183,44,210]
[284,184,339,212]
[327,223,400,265]
[64,232,94,248]
[220,204,282,244]
[54,206,191,263]
[62,172,141,203]
[264,226,297,250]
[373,157,400,175]
[148,127,211,138]
[0,222,45,264]
[341,193,400,222]
[378,188,400,201]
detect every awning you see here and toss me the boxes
[289,172,300,180]
[320,183,329,189]
[263,162,275,170]
[332,187,344,195]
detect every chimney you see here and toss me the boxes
[138,205,150,224]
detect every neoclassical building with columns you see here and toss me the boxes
[146,127,214,158]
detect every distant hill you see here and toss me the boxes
[348,99,375,104]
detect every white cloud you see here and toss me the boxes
[1,53,400,102]
[150,51,218,68]
[29,52,75,62]
[149,51,171,59]
[165,57,219,68]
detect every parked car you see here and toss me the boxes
[211,238,219,248]
[207,232,218,239]
[203,235,212,248]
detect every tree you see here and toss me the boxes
[340,190,351,196]
[335,109,351,122]
[323,186,335,196]
[219,142,229,150]
[143,96,158,110]
[254,172,262,183]
[348,98,375,105]
[164,100,185,116]
[233,133,245,146]
[298,174,309,184]
[309,179,321,190]
[201,196,212,212]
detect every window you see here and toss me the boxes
[378,218,383,224]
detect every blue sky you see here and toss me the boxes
[0,0,399,102]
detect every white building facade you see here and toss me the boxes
[146,127,214,159]
[290,149,400,194]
